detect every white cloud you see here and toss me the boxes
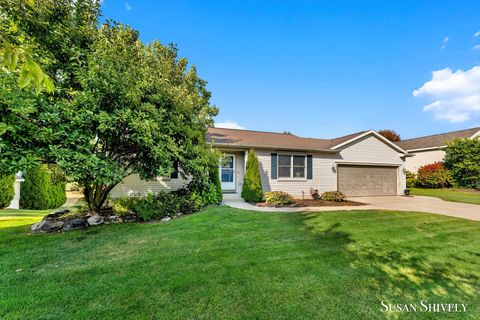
[474,30,480,37]
[474,45,480,50]
[215,121,245,130]
[413,66,480,122]
[441,36,449,49]
[125,2,132,10]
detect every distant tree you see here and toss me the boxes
[378,129,401,142]
[444,137,480,188]
[241,149,263,202]
[283,130,293,135]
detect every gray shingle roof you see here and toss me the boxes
[396,127,480,151]
[206,128,368,152]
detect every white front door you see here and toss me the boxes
[220,154,236,191]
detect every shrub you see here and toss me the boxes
[406,170,417,188]
[265,191,295,206]
[186,157,223,209]
[241,149,263,202]
[416,162,453,188]
[20,164,66,209]
[320,191,346,202]
[444,137,480,188]
[112,190,205,221]
[0,174,15,208]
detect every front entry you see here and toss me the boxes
[220,154,236,191]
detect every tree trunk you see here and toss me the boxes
[83,182,119,213]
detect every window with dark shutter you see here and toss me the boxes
[271,153,277,179]
[307,155,313,179]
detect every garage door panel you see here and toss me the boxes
[338,165,397,196]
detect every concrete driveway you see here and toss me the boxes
[223,194,480,221]
[351,195,480,221]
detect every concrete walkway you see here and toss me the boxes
[222,193,480,221]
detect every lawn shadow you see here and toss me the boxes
[295,211,479,303]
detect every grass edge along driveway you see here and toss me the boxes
[410,187,480,205]
[1,206,479,319]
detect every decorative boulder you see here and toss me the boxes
[120,214,137,223]
[43,209,70,221]
[87,215,104,226]
[105,215,120,224]
[31,220,64,233]
[160,216,171,222]
[63,219,87,231]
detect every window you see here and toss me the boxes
[278,155,306,178]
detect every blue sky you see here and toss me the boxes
[101,0,480,139]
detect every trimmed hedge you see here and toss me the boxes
[0,174,15,208]
[241,149,263,202]
[20,164,66,209]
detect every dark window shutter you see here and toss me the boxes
[271,153,277,179]
[307,155,313,179]
[170,160,179,179]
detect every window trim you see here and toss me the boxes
[277,154,307,180]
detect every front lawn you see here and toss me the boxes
[410,188,480,205]
[1,207,479,319]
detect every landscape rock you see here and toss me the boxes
[43,209,70,221]
[31,220,64,233]
[87,215,104,226]
[160,216,172,222]
[63,219,87,231]
[120,214,137,223]
[105,215,120,224]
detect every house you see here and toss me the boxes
[112,128,410,198]
[396,127,480,173]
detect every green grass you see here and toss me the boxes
[410,188,480,205]
[0,209,50,229]
[1,207,479,319]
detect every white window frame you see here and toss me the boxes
[277,154,306,180]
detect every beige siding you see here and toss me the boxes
[255,134,406,197]
[112,134,406,198]
[110,175,187,198]
[405,149,445,172]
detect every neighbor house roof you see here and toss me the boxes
[396,127,480,151]
[206,127,407,153]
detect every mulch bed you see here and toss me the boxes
[255,199,365,208]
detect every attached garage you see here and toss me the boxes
[337,164,398,196]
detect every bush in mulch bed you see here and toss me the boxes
[257,191,364,207]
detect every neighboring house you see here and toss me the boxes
[112,128,410,198]
[396,127,480,173]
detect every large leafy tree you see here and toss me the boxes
[444,137,480,188]
[1,1,218,211]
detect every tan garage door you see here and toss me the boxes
[338,165,397,196]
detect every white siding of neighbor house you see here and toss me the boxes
[254,134,406,197]
[110,175,188,198]
[404,149,445,173]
